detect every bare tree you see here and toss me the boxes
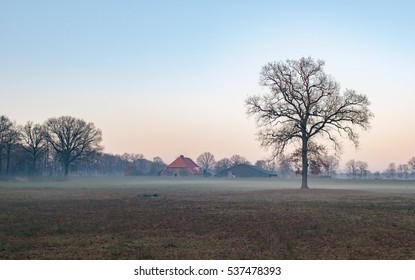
[323,155,339,177]
[255,160,267,170]
[0,116,13,174]
[246,57,373,188]
[277,156,293,177]
[20,122,47,175]
[131,153,145,163]
[197,152,216,175]
[356,160,369,178]
[0,116,20,175]
[230,154,250,166]
[345,159,357,178]
[403,164,410,179]
[214,158,232,174]
[408,157,415,177]
[396,164,409,179]
[44,116,103,176]
[3,125,20,175]
[150,156,166,175]
[385,162,396,179]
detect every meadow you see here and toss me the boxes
[0,176,414,259]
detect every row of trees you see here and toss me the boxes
[383,158,415,179]
[201,152,415,179]
[0,114,277,177]
[0,115,103,176]
[0,115,177,177]
[2,113,414,179]
[1,113,339,178]
[197,151,339,178]
[342,158,415,179]
[344,159,370,178]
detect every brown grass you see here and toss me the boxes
[0,177,414,259]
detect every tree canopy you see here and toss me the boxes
[44,116,103,176]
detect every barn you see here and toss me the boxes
[160,155,203,176]
[215,164,277,178]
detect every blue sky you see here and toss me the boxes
[1,0,414,171]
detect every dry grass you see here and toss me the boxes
[0,177,414,259]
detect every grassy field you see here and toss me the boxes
[0,176,414,259]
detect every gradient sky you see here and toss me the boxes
[1,0,414,171]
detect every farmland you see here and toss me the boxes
[0,177,414,259]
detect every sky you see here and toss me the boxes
[1,0,414,172]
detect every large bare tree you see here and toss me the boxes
[44,116,103,176]
[246,57,373,189]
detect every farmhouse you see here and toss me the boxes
[160,155,203,176]
[215,164,277,178]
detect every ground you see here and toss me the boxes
[0,177,414,259]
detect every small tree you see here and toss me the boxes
[356,161,369,178]
[44,116,103,176]
[385,162,397,179]
[150,156,166,175]
[0,116,13,175]
[0,117,20,175]
[255,160,267,169]
[408,157,415,177]
[197,152,216,175]
[230,154,250,166]
[396,164,409,179]
[246,57,373,189]
[345,159,357,178]
[214,158,232,174]
[277,156,293,177]
[323,155,339,177]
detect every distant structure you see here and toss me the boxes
[215,164,277,178]
[160,155,203,176]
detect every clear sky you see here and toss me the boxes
[1,0,414,172]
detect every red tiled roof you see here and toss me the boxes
[163,155,202,175]
[167,155,200,168]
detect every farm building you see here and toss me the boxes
[160,155,203,176]
[215,164,277,178]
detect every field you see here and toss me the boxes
[0,177,414,259]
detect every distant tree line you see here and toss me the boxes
[380,158,415,179]
[3,114,415,179]
[205,152,415,180]
[198,150,339,178]
[0,112,339,178]
[344,158,415,179]
[0,115,168,177]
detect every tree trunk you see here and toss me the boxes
[6,147,11,175]
[32,155,37,175]
[64,162,69,176]
[301,136,309,189]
